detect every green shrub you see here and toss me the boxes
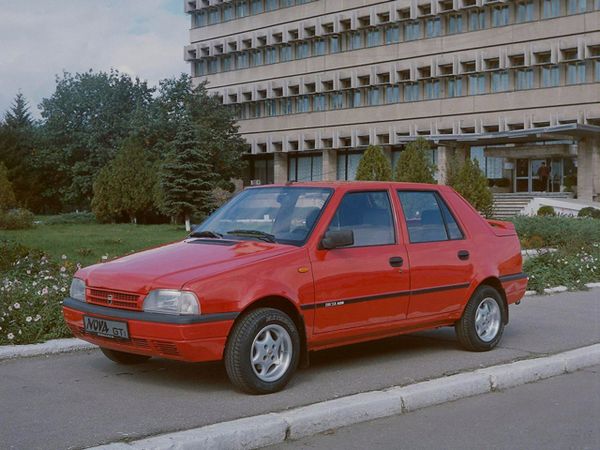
[0,162,17,210]
[0,208,35,230]
[524,244,600,293]
[447,156,493,217]
[355,145,393,181]
[537,205,556,217]
[393,138,436,184]
[0,245,74,345]
[511,216,600,249]
[578,207,600,219]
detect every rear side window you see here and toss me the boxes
[397,191,464,243]
[327,191,395,247]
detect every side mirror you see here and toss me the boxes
[320,229,354,250]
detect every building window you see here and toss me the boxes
[567,62,586,84]
[448,14,463,33]
[491,5,510,27]
[236,0,249,18]
[447,77,463,97]
[208,7,221,24]
[252,49,263,66]
[296,41,310,59]
[367,87,381,106]
[424,80,441,99]
[404,21,421,41]
[542,0,561,18]
[567,0,586,13]
[469,10,486,31]
[516,68,534,89]
[251,0,264,15]
[313,38,326,56]
[330,35,341,53]
[296,95,311,113]
[425,18,442,37]
[385,25,400,44]
[337,152,363,181]
[223,3,235,20]
[516,0,534,22]
[265,47,278,64]
[541,65,561,87]
[280,44,294,62]
[468,74,486,95]
[252,157,274,185]
[595,61,600,81]
[236,51,249,68]
[385,85,400,103]
[350,31,364,50]
[288,154,323,182]
[195,11,207,27]
[195,60,207,76]
[404,83,420,101]
[331,91,344,109]
[367,28,382,47]
[265,0,278,11]
[491,70,509,92]
[351,89,362,108]
[313,94,326,111]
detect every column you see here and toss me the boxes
[592,138,600,202]
[577,139,594,201]
[273,152,288,184]
[437,146,450,185]
[322,149,337,181]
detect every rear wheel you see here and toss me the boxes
[456,286,505,352]
[100,347,151,365]
[224,308,300,394]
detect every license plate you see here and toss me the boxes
[84,316,129,340]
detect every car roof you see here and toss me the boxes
[247,181,448,192]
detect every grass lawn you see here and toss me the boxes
[0,222,188,266]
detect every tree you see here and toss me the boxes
[394,138,436,184]
[4,93,33,130]
[159,118,216,231]
[447,156,493,217]
[39,70,155,210]
[0,162,17,210]
[91,138,158,223]
[355,145,393,181]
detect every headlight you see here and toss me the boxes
[70,278,86,302]
[143,290,200,315]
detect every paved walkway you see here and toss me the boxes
[0,290,598,449]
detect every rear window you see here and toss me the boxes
[397,191,464,243]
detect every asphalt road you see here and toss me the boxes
[0,290,599,450]
[273,364,600,450]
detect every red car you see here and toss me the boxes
[63,182,527,394]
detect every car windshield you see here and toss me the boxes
[192,186,333,246]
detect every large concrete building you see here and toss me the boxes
[185,0,600,201]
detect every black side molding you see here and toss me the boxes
[62,297,239,325]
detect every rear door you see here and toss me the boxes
[310,189,410,334]
[396,189,474,320]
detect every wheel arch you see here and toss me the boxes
[233,295,309,368]
[477,277,509,325]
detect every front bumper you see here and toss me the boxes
[62,297,238,362]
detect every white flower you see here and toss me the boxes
[26,316,32,323]
[13,303,20,309]
[7,333,14,340]
[60,266,66,273]
[61,254,67,260]
[34,315,41,322]
[41,287,48,295]
[101,255,108,261]
[60,287,66,293]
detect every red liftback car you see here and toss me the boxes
[63,182,527,394]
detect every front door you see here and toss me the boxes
[396,190,474,319]
[310,190,410,334]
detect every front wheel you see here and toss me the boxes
[456,286,505,352]
[100,347,151,365]
[224,308,300,394]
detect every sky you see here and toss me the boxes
[0,0,189,119]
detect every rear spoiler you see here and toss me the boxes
[487,219,517,237]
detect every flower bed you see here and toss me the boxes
[1,241,75,345]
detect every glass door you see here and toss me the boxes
[515,158,530,192]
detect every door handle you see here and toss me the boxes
[457,250,470,261]
[389,257,404,267]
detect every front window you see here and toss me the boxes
[194,187,333,246]
[516,0,534,22]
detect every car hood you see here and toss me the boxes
[77,239,297,293]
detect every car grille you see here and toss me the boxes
[86,289,142,311]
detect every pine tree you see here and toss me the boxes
[4,93,33,130]
[159,119,216,231]
[355,145,393,181]
[0,162,17,210]
[394,137,436,184]
[448,157,493,217]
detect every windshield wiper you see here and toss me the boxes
[189,230,224,239]
[226,229,276,243]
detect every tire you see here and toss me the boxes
[224,308,300,394]
[100,347,151,365]
[456,286,505,352]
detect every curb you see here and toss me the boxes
[90,344,600,450]
[0,338,95,361]
[524,281,600,297]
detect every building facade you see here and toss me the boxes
[185,0,600,201]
